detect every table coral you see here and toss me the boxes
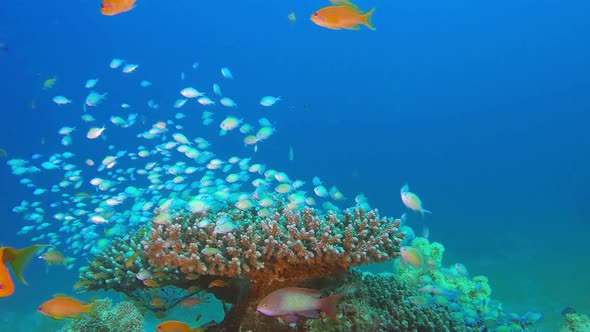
[144,207,404,289]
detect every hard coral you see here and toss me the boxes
[58,299,144,332]
[205,270,477,332]
[144,207,404,289]
[305,270,477,332]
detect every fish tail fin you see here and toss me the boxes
[81,303,96,317]
[421,209,432,215]
[6,244,52,285]
[362,8,376,30]
[83,298,99,316]
[320,293,344,321]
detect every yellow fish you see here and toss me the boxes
[43,76,57,90]
[400,246,425,269]
[39,250,67,266]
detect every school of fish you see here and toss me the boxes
[8,57,378,279]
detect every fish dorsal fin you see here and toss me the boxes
[329,0,360,10]
[329,0,352,5]
[287,287,323,298]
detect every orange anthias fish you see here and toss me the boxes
[207,279,229,288]
[0,248,15,297]
[311,0,376,30]
[1,244,52,297]
[156,320,201,332]
[101,0,136,16]
[37,295,93,320]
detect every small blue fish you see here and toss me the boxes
[41,162,59,170]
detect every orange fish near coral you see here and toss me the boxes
[156,320,199,332]
[150,299,166,308]
[101,0,136,16]
[400,246,425,269]
[208,279,229,288]
[311,0,376,30]
[180,297,209,307]
[143,279,160,287]
[37,295,93,319]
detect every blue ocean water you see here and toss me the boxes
[1,0,589,331]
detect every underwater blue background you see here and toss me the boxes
[0,0,589,330]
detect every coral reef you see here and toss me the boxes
[307,270,477,332]
[78,205,543,332]
[58,299,144,332]
[561,312,590,332]
[76,227,210,314]
[144,207,404,289]
[205,270,478,332]
[395,237,544,331]
[82,206,406,330]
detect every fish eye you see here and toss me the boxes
[37,307,43,311]
[313,13,318,17]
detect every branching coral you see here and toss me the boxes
[80,206,408,331]
[76,227,207,313]
[144,207,404,289]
